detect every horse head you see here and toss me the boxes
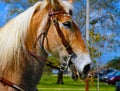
[0,0,93,90]
[30,0,93,80]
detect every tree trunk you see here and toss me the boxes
[57,70,64,84]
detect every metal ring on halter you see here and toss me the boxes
[0,76,2,82]
[52,18,58,24]
[60,54,73,71]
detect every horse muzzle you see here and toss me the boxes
[71,53,93,80]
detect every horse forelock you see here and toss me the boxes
[0,1,42,72]
[61,1,74,13]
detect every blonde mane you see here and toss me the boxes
[0,1,43,72]
[0,0,73,73]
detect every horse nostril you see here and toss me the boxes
[83,64,91,74]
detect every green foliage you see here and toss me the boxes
[48,56,59,64]
[44,56,60,75]
[106,57,120,70]
[88,27,105,63]
[47,56,60,68]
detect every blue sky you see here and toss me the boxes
[0,1,120,65]
[0,2,8,27]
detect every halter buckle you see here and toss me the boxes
[60,54,73,71]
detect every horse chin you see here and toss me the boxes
[70,63,91,80]
[79,72,88,80]
[72,75,78,81]
[68,62,89,81]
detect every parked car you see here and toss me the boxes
[94,70,104,78]
[94,68,115,78]
[103,68,116,75]
[99,70,117,82]
[107,71,120,85]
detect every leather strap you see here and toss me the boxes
[52,17,73,54]
[26,49,47,62]
[49,9,73,54]
[0,77,24,91]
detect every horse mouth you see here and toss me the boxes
[69,63,91,81]
[79,73,88,80]
[72,71,88,81]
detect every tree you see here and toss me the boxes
[106,57,120,70]
[73,0,120,65]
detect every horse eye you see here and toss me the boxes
[62,21,71,28]
[69,10,73,16]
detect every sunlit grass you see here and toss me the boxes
[37,74,115,91]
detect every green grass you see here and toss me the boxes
[37,74,115,91]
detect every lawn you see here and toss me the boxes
[37,74,116,91]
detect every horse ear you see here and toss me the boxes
[68,0,73,3]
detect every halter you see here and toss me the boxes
[29,8,74,71]
[0,8,74,91]
[48,9,74,71]
[0,77,24,91]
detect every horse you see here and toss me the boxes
[68,64,79,81]
[0,0,92,91]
